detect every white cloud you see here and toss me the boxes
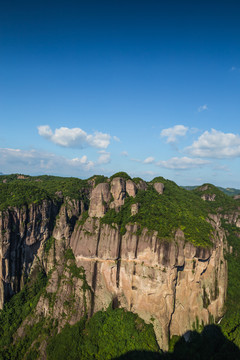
[160,125,188,143]
[97,151,111,164]
[156,156,210,170]
[38,125,111,149]
[113,136,120,142]
[198,104,208,112]
[143,156,155,164]
[0,148,94,174]
[69,156,94,170]
[186,129,240,158]
[121,151,128,157]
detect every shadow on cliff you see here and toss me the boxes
[114,325,240,360]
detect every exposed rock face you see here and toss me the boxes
[110,177,126,210]
[89,183,111,218]
[199,185,209,192]
[53,198,82,242]
[153,182,165,194]
[136,180,148,191]
[131,203,139,216]
[70,219,227,350]
[35,262,91,328]
[0,178,235,351]
[126,180,137,197]
[201,194,216,201]
[0,200,59,308]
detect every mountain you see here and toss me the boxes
[182,185,240,197]
[0,173,240,359]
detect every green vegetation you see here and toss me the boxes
[193,184,238,213]
[89,175,108,187]
[102,178,213,247]
[182,184,240,197]
[44,236,55,254]
[0,269,48,359]
[219,220,240,347]
[132,176,144,184]
[110,171,131,181]
[47,306,160,360]
[169,325,240,360]
[1,173,240,358]
[0,182,50,210]
[0,174,90,210]
[77,210,89,226]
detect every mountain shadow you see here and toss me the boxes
[114,325,240,360]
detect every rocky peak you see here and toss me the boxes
[126,179,137,197]
[89,183,111,218]
[110,177,126,210]
[136,180,148,191]
[199,184,211,192]
[153,182,165,194]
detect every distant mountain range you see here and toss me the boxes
[182,185,240,197]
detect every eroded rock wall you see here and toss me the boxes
[0,200,59,307]
[70,217,228,350]
[1,177,238,351]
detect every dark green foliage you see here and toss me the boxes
[3,319,52,360]
[77,211,89,226]
[89,175,108,187]
[46,307,160,360]
[100,203,132,235]
[46,317,86,360]
[169,325,240,360]
[219,220,240,347]
[132,177,144,184]
[64,248,91,305]
[0,182,50,210]
[110,172,131,181]
[0,270,47,357]
[64,248,89,283]
[102,180,213,246]
[44,236,55,254]
[0,174,89,210]
[64,248,75,261]
[193,184,238,213]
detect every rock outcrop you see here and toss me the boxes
[153,182,165,194]
[202,193,216,201]
[70,219,227,350]
[89,183,111,218]
[110,177,126,210]
[0,200,59,308]
[0,176,236,351]
[126,180,137,197]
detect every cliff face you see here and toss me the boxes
[0,176,238,350]
[0,200,59,307]
[70,218,227,349]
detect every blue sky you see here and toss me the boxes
[1,0,240,187]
